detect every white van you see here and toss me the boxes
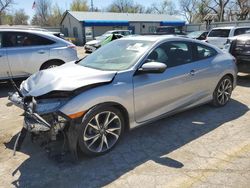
[206,26,250,49]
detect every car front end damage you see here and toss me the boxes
[8,90,80,159]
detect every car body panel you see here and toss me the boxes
[207,26,250,49]
[0,47,9,78]
[21,62,117,97]
[227,34,250,73]
[6,45,50,77]
[0,29,78,80]
[17,36,237,130]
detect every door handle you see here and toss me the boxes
[189,70,196,76]
[38,50,45,54]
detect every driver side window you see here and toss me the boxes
[147,41,192,68]
[147,46,168,64]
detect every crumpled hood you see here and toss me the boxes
[21,62,117,97]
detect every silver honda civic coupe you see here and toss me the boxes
[9,35,237,157]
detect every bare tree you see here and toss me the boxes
[147,0,178,15]
[107,0,144,13]
[205,0,231,21]
[13,9,29,25]
[47,4,63,26]
[235,0,249,20]
[32,0,51,26]
[0,0,14,24]
[70,0,89,11]
[179,0,198,23]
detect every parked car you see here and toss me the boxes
[206,26,250,49]
[155,26,186,35]
[85,30,131,53]
[84,33,123,53]
[95,30,131,40]
[9,36,237,158]
[187,31,208,40]
[0,28,78,80]
[225,34,250,73]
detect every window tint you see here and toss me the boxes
[208,29,230,37]
[2,32,55,47]
[194,44,217,60]
[147,41,192,68]
[234,28,250,36]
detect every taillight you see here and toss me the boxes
[67,44,76,50]
[233,58,237,64]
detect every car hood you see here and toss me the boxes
[21,62,117,97]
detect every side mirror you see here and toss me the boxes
[138,62,167,74]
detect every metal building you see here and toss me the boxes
[60,11,185,45]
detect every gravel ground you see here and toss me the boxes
[0,51,250,187]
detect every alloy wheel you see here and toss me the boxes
[83,111,122,153]
[217,78,232,105]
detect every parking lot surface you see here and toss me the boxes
[0,55,250,187]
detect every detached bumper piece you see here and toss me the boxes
[24,112,51,132]
[8,92,24,109]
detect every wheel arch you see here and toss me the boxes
[40,59,65,70]
[93,102,130,132]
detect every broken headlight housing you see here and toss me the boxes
[35,99,67,115]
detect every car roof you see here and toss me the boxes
[211,26,250,30]
[234,33,250,40]
[119,35,222,52]
[0,28,71,44]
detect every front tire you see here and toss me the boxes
[78,106,125,157]
[212,75,233,107]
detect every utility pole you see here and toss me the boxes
[91,0,94,12]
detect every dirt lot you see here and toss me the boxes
[0,53,250,187]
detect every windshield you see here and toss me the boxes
[208,29,230,37]
[187,31,204,38]
[78,39,154,71]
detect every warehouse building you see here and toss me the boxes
[60,11,185,45]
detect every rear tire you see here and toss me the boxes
[41,61,64,70]
[212,75,233,107]
[78,105,125,157]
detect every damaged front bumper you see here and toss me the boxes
[9,92,52,132]
[8,92,72,157]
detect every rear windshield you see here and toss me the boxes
[208,29,230,37]
[234,28,250,36]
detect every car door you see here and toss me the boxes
[133,41,201,123]
[0,32,9,79]
[3,32,50,77]
[207,29,231,49]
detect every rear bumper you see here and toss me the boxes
[236,57,250,73]
[84,45,96,52]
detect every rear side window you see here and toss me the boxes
[234,28,250,36]
[2,32,55,47]
[208,29,230,37]
[193,43,217,61]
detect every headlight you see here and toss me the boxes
[35,100,67,114]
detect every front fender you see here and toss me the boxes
[59,72,135,127]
